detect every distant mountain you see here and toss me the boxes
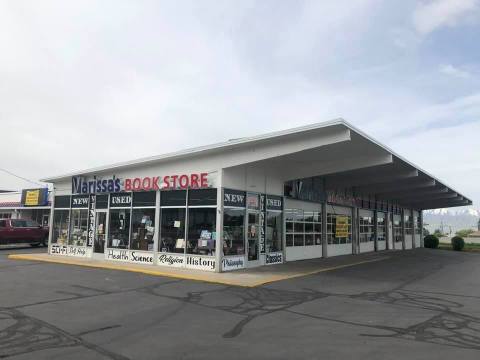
[423,208,480,235]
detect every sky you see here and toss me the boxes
[0,0,479,210]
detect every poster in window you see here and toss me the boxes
[335,216,349,238]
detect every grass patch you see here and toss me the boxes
[438,242,480,252]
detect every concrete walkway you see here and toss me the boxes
[9,251,390,287]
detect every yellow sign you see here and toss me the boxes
[335,216,349,238]
[25,190,40,206]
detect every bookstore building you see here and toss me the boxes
[43,120,472,272]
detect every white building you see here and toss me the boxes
[41,120,472,272]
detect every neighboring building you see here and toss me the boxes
[0,188,52,226]
[41,119,472,272]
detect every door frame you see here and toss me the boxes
[92,209,108,259]
[245,209,261,268]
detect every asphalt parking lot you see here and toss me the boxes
[1,247,480,360]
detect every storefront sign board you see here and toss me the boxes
[222,256,245,271]
[265,252,283,265]
[335,216,349,237]
[157,253,185,268]
[68,246,92,258]
[50,244,68,256]
[130,251,154,265]
[185,255,215,271]
[87,194,95,247]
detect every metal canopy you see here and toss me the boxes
[41,119,472,210]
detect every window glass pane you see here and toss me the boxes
[0,220,6,228]
[294,234,304,246]
[327,213,352,244]
[160,208,185,253]
[305,222,314,233]
[133,191,156,207]
[284,209,295,222]
[130,209,155,251]
[286,221,293,233]
[26,220,38,227]
[187,208,216,255]
[161,190,186,206]
[305,234,314,246]
[69,209,88,246]
[266,211,282,252]
[108,209,131,249]
[247,212,259,260]
[11,220,27,227]
[53,210,70,244]
[188,189,217,206]
[304,211,314,222]
[96,194,108,209]
[223,208,245,255]
[294,222,304,233]
[286,234,294,247]
[54,195,70,208]
[314,234,322,245]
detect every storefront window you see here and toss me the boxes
[187,208,216,255]
[108,209,131,249]
[415,213,421,235]
[377,212,386,242]
[69,209,88,246]
[286,209,321,247]
[53,210,70,245]
[359,215,374,243]
[266,211,282,252]
[223,208,245,255]
[393,214,403,243]
[130,209,155,251]
[405,214,413,235]
[160,208,186,253]
[327,213,352,244]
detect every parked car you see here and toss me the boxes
[0,219,49,247]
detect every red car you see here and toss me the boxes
[0,219,49,247]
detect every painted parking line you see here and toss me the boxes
[8,253,390,287]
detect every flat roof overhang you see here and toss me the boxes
[40,119,472,210]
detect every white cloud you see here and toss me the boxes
[439,64,471,78]
[413,0,478,35]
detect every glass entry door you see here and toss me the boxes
[94,211,107,254]
[246,211,260,264]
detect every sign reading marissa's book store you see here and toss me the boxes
[72,173,211,194]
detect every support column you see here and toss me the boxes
[374,210,378,252]
[322,202,327,258]
[48,188,55,254]
[352,206,358,254]
[215,170,224,273]
[412,208,416,249]
[401,209,406,250]
[420,210,424,247]
[153,190,160,263]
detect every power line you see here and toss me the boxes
[0,168,45,187]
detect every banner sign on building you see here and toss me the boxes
[335,216,349,237]
[223,189,246,207]
[72,172,212,194]
[266,195,283,211]
[87,194,96,247]
[265,252,283,265]
[260,194,265,254]
[21,188,49,206]
[222,256,245,271]
[71,195,89,208]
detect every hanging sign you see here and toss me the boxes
[335,216,349,237]
[87,194,95,247]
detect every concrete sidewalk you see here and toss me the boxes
[8,251,390,287]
